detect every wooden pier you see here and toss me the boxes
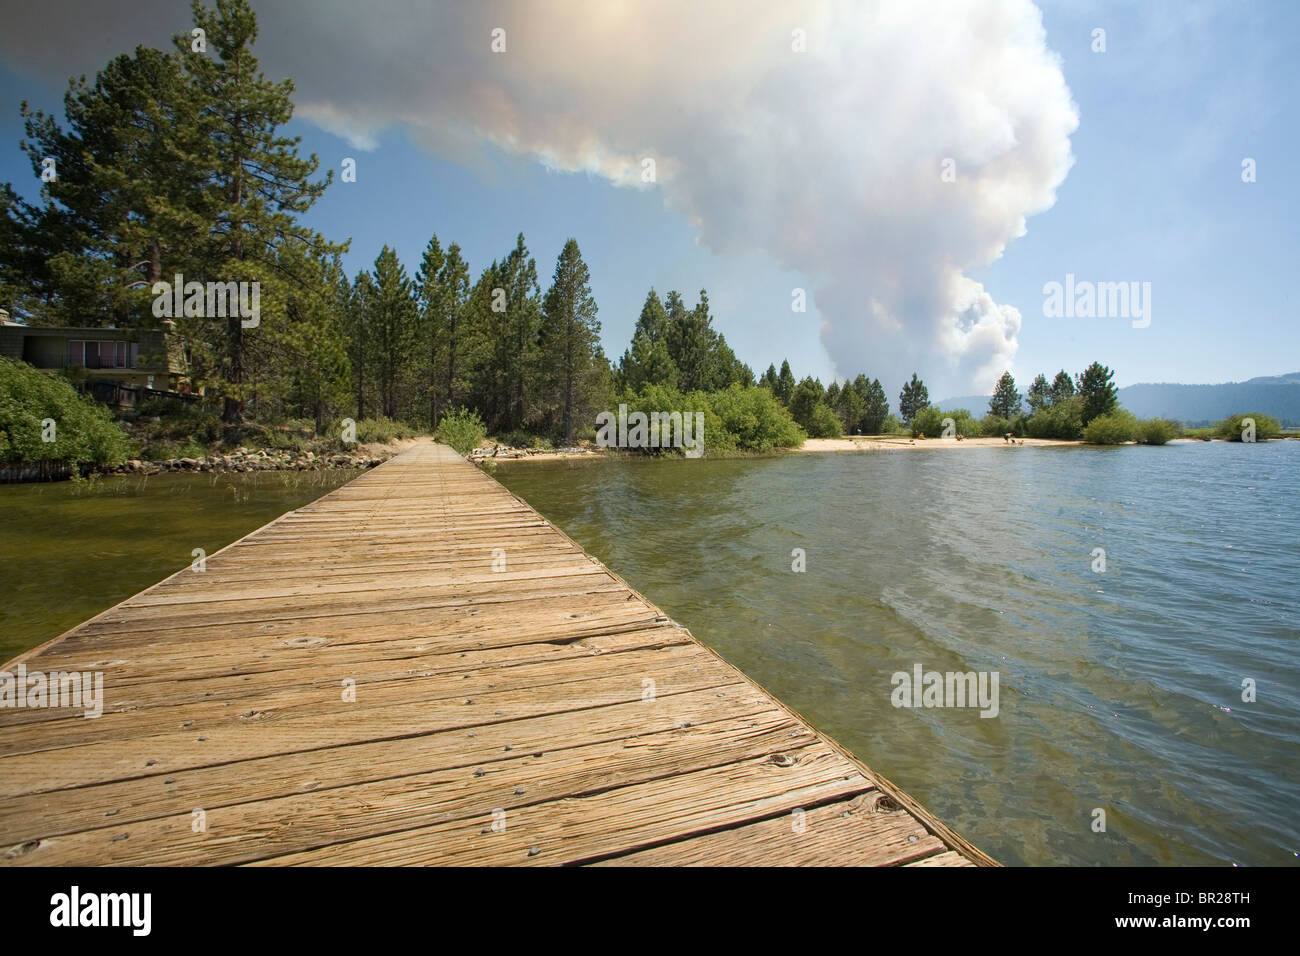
[0,440,991,866]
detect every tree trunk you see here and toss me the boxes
[222,314,244,444]
[447,319,456,410]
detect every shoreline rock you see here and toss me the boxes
[108,446,392,476]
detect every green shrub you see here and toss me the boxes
[910,406,942,438]
[908,406,979,438]
[947,409,982,438]
[881,414,907,436]
[140,439,178,460]
[1216,412,1281,441]
[496,429,551,450]
[614,385,732,455]
[175,437,208,459]
[0,358,130,465]
[355,416,419,443]
[1082,409,1138,444]
[981,414,1012,437]
[806,402,843,438]
[436,407,487,455]
[263,427,308,452]
[1135,418,1179,445]
[281,418,319,439]
[607,384,805,455]
[1026,396,1083,440]
[704,384,805,451]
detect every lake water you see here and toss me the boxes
[497,442,1300,866]
[0,469,365,663]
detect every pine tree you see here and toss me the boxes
[9,45,202,327]
[989,371,1022,419]
[833,382,865,433]
[1050,369,1076,404]
[497,234,542,430]
[633,289,670,343]
[854,375,890,433]
[366,246,418,420]
[1027,373,1051,412]
[414,235,470,429]
[468,235,542,432]
[667,289,718,391]
[461,264,503,423]
[788,376,825,431]
[710,334,752,389]
[1076,362,1118,425]
[776,360,795,405]
[539,238,600,444]
[619,289,678,391]
[346,270,374,419]
[899,373,929,424]
[414,234,446,428]
[437,244,470,416]
[618,331,677,392]
[272,250,350,433]
[664,290,689,334]
[181,0,342,442]
[759,364,779,393]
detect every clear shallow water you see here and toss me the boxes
[0,470,363,663]
[498,442,1300,866]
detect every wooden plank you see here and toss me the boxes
[592,793,954,867]
[8,710,815,866]
[905,850,975,867]
[0,440,993,866]
[254,746,873,866]
[0,685,774,846]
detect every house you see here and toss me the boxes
[0,312,188,401]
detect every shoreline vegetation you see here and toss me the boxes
[0,349,1292,482]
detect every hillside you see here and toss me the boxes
[937,373,1300,426]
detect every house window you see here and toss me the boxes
[99,342,117,367]
[116,342,126,367]
[129,343,139,368]
[68,340,84,366]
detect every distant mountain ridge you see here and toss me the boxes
[936,373,1300,426]
[1239,372,1300,386]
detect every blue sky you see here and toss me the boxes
[1,1,1295,399]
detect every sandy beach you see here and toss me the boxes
[796,436,1084,451]
[479,434,1090,461]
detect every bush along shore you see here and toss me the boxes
[1,356,422,482]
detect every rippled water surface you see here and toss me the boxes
[498,442,1300,866]
[1,469,363,662]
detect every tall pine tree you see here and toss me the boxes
[989,371,1022,419]
[539,239,600,443]
[365,246,418,420]
[182,0,341,441]
[899,373,929,424]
